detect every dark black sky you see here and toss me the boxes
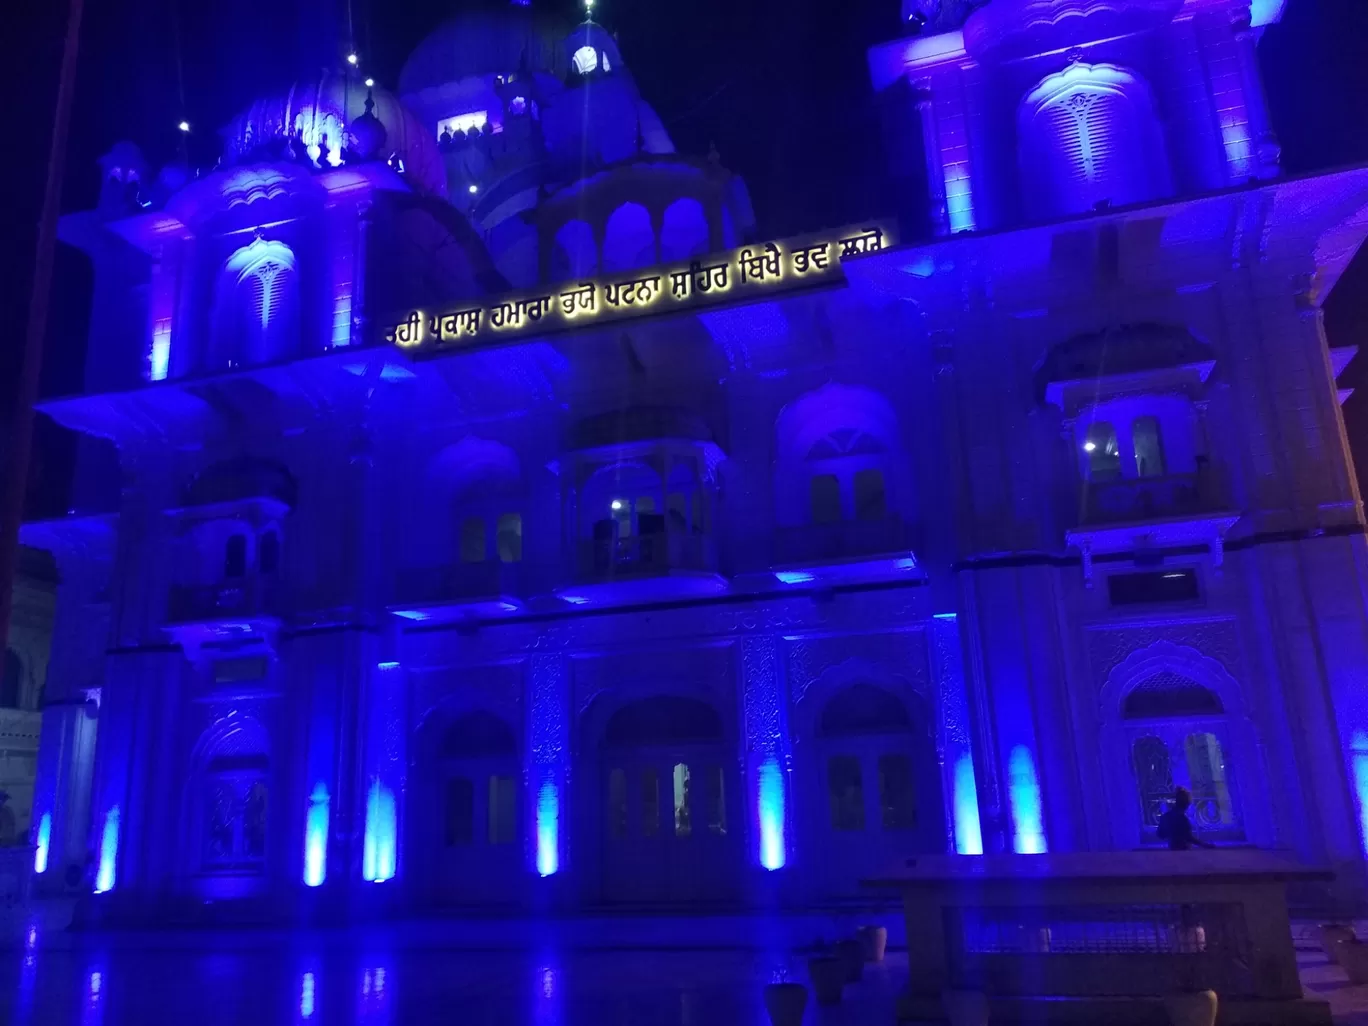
[7,0,1368,516]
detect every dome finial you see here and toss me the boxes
[347,85,388,163]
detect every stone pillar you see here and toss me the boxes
[527,653,570,886]
[28,540,110,891]
[30,695,98,889]
[740,636,790,883]
[929,614,983,854]
[359,656,404,885]
[959,571,1048,854]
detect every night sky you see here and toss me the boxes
[7,0,1368,517]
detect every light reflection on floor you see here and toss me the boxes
[0,917,908,1026]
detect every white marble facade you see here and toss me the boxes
[23,0,1368,919]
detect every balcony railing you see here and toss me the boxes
[773,516,911,567]
[167,576,282,624]
[578,527,715,583]
[1079,470,1225,526]
[394,561,524,606]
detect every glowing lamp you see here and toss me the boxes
[610,499,623,510]
[177,121,190,133]
[346,53,359,66]
[364,77,375,88]
[584,0,594,8]
[1083,441,1096,452]
[468,184,479,195]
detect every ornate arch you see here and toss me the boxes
[1099,640,1246,721]
[792,656,930,747]
[411,668,523,769]
[1017,62,1171,219]
[188,712,270,772]
[1096,640,1270,848]
[212,237,301,368]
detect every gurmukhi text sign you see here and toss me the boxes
[384,225,890,354]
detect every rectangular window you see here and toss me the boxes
[641,768,659,837]
[827,755,865,831]
[1132,416,1165,478]
[488,775,517,845]
[608,768,627,839]
[878,754,917,830]
[445,778,474,846]
[673,763,692,837]
[496,513,522,563]
[707,766,726,836]
[1107,569,1199,606]
[810,474,843,525]
[459,517,486,563]
[1084,422,1121,480]
[854,468,887,521]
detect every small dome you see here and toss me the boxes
[221,70,447,197]
[399,2,568,98]
[348,91,389,162]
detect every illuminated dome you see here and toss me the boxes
[221,70,447,198]
[398,2,568,98]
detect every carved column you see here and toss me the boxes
[359,656,404,884]
[740,635,789,874]
[527,653,570,882]
[930,615,983,854]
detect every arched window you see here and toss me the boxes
[602,203,655,273]
[1122,671,1242,841]
[0,650,21,709]
[1132,416,1165,478]
[224,534,248,578]
[805,430,888,525]
[427,437,525,570]
[1019,64,1172,220]
[199,721,270,873]
[572,45,599,75]
[212,238,301,369]
[1083,422,1120,480]
[775,384,905,531]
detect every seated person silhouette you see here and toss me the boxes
[1156,786,1215,850]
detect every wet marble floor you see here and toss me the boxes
[3,913,1368,1025]
[0,937,906,1026]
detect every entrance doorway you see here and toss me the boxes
[425,709,522,907]
[594,695,741,905]
[801,683,945,899]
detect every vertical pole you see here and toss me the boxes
[0,0,85,654]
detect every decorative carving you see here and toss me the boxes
[930,618,971,748]
[787,631,929,710]
[529,653,568,767]
[572,644,734,719]
[410,661,523,732]
[1087,622,1242,700]
[741,636,783,757]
